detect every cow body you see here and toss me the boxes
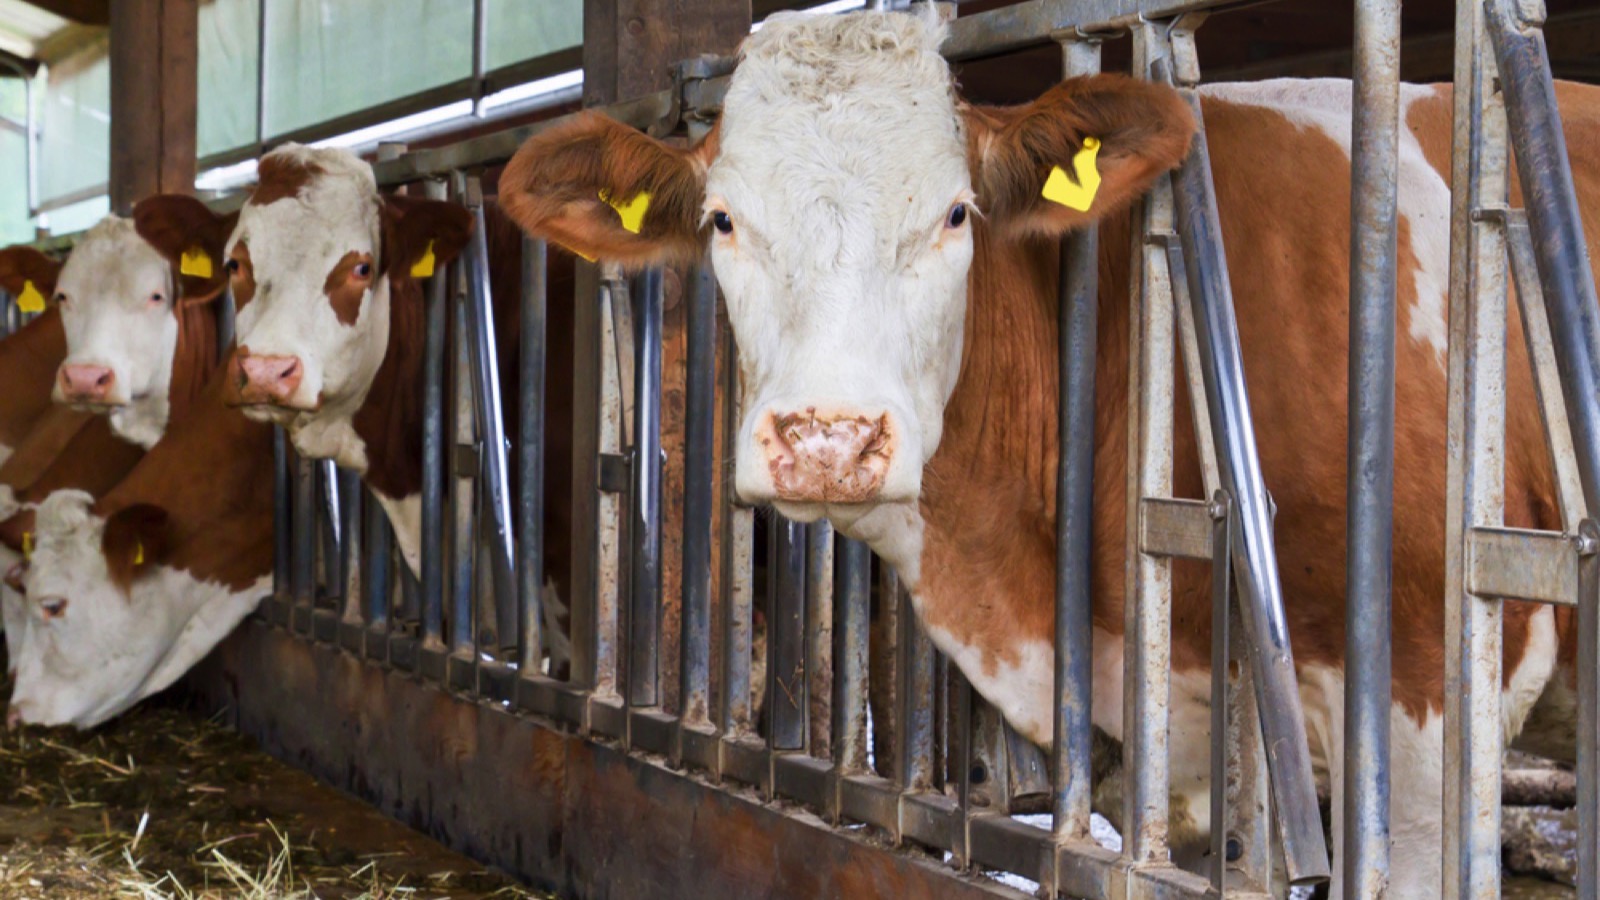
[501,11,1597,895]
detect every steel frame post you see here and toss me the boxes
[518,236,549,675]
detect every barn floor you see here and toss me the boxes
[0,688,547,899]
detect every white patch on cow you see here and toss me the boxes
[1199,80,1451,365]
[1504,604,1560,739]
[541,578,571,673]
[922,617,1054,744]
[52,216,180,448]
[286,412,369,474]
[837,499,924,586]
[711,12,973,516]
[372,490,421,578]
[0,444,12,469]
[231,144,391,424]
[4,490,261,728]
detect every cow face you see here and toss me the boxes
[223,145,470,439]
[500,10,1191,532]
[51,206,233,448]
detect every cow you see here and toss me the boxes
[3,371,273,729]
[219,144,575,668]
[0,249,72,466]
[497,10,1597,896]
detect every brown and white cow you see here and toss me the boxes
[498,11,1595,895]
[220,145,575,666]
[0,250,72,466]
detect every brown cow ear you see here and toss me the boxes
[500,111,716,267]
[379,194,473,282]
[0,245,64,301]
[102,503,170,594]
[967,74,1195,237]
[132,195,240,304]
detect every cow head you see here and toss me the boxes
[500,11,1192,533]
[4,495,251,729]
[50,206,233,448]
[223,145,471,445]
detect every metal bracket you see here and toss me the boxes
[1467,526,1581,605]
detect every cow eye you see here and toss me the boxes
[946,203,968,229]
[712,211,733,235]
[53,293,67,305]
[40,597,67,619]
[149,292,165,304]
[225,258,241,275]
[353,262,373,279]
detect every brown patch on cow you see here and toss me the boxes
[131,194,239,303]
[228,242,257,312]
[250,154,324,206]
[323,251,373,326]
[500,111,719,266]
[378,194,472,281]
[102,503,170,594]
[0,245,64,300]
[0,307,67,450]
[13,416,144,508]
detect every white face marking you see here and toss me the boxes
[711,12,974,520]
[4,491,261,728]
[52,216,179,447]
[1198,80,1450,365]
[231,145,391,434]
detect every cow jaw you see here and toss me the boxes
[711,12,972,520]
[51,217,181,448]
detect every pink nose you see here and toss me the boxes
[58,364,115,403]
[232,353,303,405]
[760,410,893,504]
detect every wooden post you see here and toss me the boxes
[108,0,198,212]
[575,0,748,712]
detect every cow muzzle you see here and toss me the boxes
[226,351,306,408]
[758,409,894,505]
[57,364,117,406]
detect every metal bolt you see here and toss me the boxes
[1225,836,1243,862]
[969,763,988,785]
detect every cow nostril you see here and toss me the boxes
[94,371,111,388]
[278,360,299,381]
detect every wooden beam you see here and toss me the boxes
[24,0,109,26]
[108,0,197,212]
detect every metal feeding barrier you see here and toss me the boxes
[234,0,1595,897]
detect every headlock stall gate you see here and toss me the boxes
[15,0,1600,898]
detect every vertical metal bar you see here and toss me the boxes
[1052,33,1100,848]
[628,268,664,708]
[1578,520,1600,900]
[319,459,342,598]
[292,452,316,623]
[339,468,363,623]
[768,519,807,751]
[831,537,871,776]
[592,274,624,698]
[1209,494,1232,894]
[449,284,476,658]
[1487,0,1600,520]
[720,328,755,735]
[420,180,449,651]
[272,426,291,596]
[1122,21,1176,865]
[1346,0,1401,893]
[470,0,488,117]
[896,579,935,793]
[680,260,716,728]
[805,520,833,756]
[1167,70,1329,887]
[363,488,392,632]
[518,236,548,674]
[463,179,517,653]
[1444,0,1509,891]
[254,0,267,148]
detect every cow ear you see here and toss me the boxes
[0,245,64,302]
[102,503,170,593]
[966,74,1195,237]
[380,194,474,282]
[500,111,716,267]
[132,195,240,304]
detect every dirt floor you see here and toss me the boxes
[0,691,548,900]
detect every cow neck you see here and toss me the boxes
[96,370,275,590]
[349,273,425,503]
[166,299,223,428]
[0,307,67,447]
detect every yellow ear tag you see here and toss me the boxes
[21,531,31,560]
[134,541,144,566]
[410,240,437,278]
[1041,136,1103,213]
[180,246,213,279]
[16,280,45,314]
[599,189,652,235]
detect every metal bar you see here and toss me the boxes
[896,580,936,794]
[470,0,488,116]
[628,267,664,708]
[449,245,477,660]
[254,0,267,149]
[720,322,755,735]
[1345,0,1401,892]
[1468,525,1580,605]
[420,180,450,651]
[1051,32,1100,849]
[1444,0,1509,891]
[769,519,807,752]
[832,537,872,777]
[1488,0,1600,519]
[805,520,833,757]
[320,460,343,598]
[1579,519,1600,900]
[292,452,316,616]
[339,468,363,623]
[273,427,291,596]
[463,179,518,654]
[680,259,717,729]
[1121,21,1177,865]
[592,273,624,699]
[363,487,393,632]
[1167,67,1329,887]
[518,236,548,674]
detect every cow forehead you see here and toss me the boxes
[233,147,383,279]
[57,216,170,300]
[712,11,968,251]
